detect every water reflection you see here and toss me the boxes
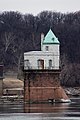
[24,103,70,113]
[0,97,80,118]
[0,103,24,113]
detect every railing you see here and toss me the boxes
[24,66,60,70]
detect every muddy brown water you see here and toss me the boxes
[0,97,80,119]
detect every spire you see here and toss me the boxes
[43,29,60,44]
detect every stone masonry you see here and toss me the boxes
[24,69,68,102]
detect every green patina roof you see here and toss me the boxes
[43,29,60,44]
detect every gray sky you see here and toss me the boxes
[0,0,80,15]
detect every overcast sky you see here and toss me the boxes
[0,0,80,15]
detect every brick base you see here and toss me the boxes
[24,70,68,102]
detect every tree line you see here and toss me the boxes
[0,10,80,86]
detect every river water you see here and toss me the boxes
[0,97,80,120]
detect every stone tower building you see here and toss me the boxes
[24,29,70,103]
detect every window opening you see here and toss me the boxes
[49,59,52,69]
[37,59,44,69]
[45,46,49,51]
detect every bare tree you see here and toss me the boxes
[1,32,16,52]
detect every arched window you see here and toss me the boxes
[24,59,30,69]
[49,59,52,69]
[37,59,44,69]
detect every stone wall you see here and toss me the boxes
[24,70,68,102]
[0,79,3,96]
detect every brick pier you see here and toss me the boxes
[24,70,68,103]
